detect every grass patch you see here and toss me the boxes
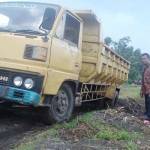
[126,141,138,150]
[15,113,93,150]
[15,112,141,150]
[120,84,141,100]
[61,112,93,129]
[15,129,59,150]
[95,129,139,141]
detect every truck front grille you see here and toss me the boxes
[13,91,24,99]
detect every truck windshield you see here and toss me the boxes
[0,3,59,35]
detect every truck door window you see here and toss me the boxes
[64,13,80,47]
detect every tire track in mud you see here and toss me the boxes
[0,101,105,150]
[0,107,47,150]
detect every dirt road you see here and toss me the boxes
[0,99,149,150]
[0,107,50,150]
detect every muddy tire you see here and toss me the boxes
[112,91,119,107]
[105,91,119,108]
[43,84,75,125]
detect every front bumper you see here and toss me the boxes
[0,85,41,106]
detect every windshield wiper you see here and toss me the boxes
[15,29,45,36]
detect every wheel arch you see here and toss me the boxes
[60,80,79,97]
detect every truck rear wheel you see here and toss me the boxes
[43,84,75,124]
[105,91,119,108]
[112,91,119,107]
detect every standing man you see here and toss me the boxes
[141,53,150,124]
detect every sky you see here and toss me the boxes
[0,0,150,53]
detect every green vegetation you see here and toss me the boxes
[95,129,138,141]
[15,112,141,150]
[126,141,138,150]
[15,113,93,150]
[120,84,141,99]
[15,129,58,150]
[61,112,93,129]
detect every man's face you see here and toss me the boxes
[141,55,150,65]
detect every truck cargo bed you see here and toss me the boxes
[76,11,130,85]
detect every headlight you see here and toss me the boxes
[13,76,23,87]
[24,45,48,62]
[24,78,34,89]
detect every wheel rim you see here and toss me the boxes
[52,90,69,117]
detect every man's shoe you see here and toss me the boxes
[144,115,150,120]
[144,120,150,125]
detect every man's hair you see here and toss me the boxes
[142,53,150,59]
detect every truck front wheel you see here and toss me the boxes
[43,84,75,124]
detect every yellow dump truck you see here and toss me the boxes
[0,2,130,124]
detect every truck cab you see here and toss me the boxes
[0,2,83,123]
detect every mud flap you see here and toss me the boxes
[105,84,118,100]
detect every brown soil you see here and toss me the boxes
[36,99,150,150]
[0,98,149,150]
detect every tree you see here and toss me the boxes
[104,37,113,46]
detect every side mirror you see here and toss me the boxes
[40,8,56,31]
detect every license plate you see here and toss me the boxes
[0,75,9,82]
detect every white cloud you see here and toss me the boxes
[114,13,135,25]
[100,12,136,37]
[0,14,9,27]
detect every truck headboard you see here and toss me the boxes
[75,10,101,43]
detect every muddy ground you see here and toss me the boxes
[0,105,55,150]
[0,98,149,150]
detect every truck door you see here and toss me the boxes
[50,11,81,75]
